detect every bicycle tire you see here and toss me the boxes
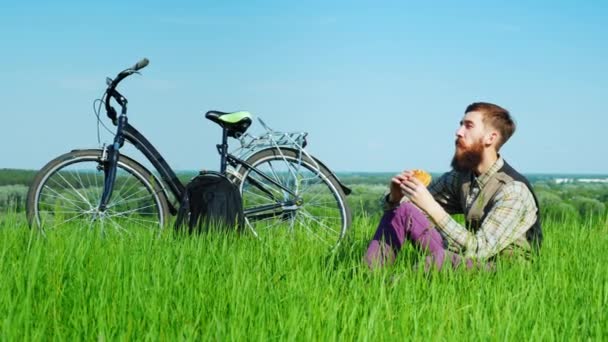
[26,149,170,234]
[234,148,352,246]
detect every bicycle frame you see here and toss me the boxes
[99,121,301,219]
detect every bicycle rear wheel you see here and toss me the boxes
[26,149,170,234]
[235,148,351,246]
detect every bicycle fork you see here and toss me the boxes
[98,144,118,212]
[98,113,128,212]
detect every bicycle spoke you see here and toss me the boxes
[38,210,91,215]
[106,187,151,210]
[39,190,89,206]
[266,160,283,187]
[112,215,160,226]
[242,177,284,201]
[54,171,93,207]
[105,216,133,235]
[109,209,160,221]
[248,217,287,232]
[281,155,301,184]
[300,190,327,207]
[105,204,158,218]
[39,194,87,210]
[296,216,331,245]
[44,212,91,230]
[242,187,281,204]
[107,213,161,231]
[297,210,339,234]
[42,185,90,211]
[114,173,134,195]
[114,176,143,202]
[91,170,103,205]
[296,176,325,196]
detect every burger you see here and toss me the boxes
[412,169,432,187]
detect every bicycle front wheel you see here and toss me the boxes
[26,149,170,234]
[235,148,351,246]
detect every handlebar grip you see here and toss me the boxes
[132,58,149,71]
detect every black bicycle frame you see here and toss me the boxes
[99,121,299,218]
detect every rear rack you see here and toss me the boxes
[239,131,307,150]
[231,118,308,159]
[227,117,325,182]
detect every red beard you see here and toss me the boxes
[451,138,484,172]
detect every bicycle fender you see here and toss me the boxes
[310,154,351,195]
[247,147,351,196]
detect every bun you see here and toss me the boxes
[412,169,432,186]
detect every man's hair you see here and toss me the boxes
[465,102,515,150]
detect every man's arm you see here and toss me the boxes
[427,171,462,215]
[426,182,537,258]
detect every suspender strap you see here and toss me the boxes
[465,172,513,228]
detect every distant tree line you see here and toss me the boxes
[0,169,38,187]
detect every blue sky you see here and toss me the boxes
[1,0,607,174]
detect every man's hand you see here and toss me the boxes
[400,176,444,220]
[389,170,447,223]
[388,170,414,203]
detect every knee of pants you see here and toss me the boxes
[394,201,423,219]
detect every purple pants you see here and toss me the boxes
[365,202,480,271]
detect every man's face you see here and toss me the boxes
[451,111,487,171]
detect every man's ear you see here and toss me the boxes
[484,130,500,147]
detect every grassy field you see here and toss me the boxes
[0,212,606,340]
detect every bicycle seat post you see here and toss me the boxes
[217,128,229,174]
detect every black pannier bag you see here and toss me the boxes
[175,171,244,233]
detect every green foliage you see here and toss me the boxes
[536,189,562,206]
[537,189,579,220]
[0,185,28,212]
[571,196,606,218]
[345,184,386,217]
[544,202,580,221]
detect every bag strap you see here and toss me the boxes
[465,172,512,228]
[174,191,190,231]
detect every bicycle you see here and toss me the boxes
[25,59,352,246]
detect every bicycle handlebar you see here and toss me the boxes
[132,58,149,71]
[104,58,149,124]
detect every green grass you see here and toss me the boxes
[0,212,606,340]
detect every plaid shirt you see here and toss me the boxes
[387,157,538,259]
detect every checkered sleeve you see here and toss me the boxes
[434,181,537,259]
[428,171,462,215]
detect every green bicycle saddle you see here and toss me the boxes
[205,110,253,138]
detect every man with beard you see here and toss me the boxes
[365,102,542,271]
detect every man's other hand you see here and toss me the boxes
[389,170,414,203]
